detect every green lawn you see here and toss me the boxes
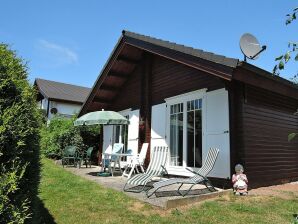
[37,158,298,224]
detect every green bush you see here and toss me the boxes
[40,116,100,158]
[79,125,100,151]
[40,116,82,157]
[0,44,41,223]
[79,125,101,163]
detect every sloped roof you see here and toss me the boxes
[123,31,239,68]
[35,78,91,104]
[79,30,298,116]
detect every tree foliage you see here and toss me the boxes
[273,7,298,84]
[288,110,298,142]
[0,44,42,223]
[273,8,298,141]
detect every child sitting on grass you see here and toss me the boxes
[232,164,248,195]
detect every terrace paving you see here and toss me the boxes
[64,165,230,209]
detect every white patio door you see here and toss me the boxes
[127,109,139,155]
[204,88,230,178]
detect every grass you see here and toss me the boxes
[38,158,298,224]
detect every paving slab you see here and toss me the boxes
[64,164,230,209]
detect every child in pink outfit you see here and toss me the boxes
[232,164,248,195]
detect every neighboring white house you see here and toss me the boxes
[34,78,90,120]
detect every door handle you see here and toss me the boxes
[224,130,229,133]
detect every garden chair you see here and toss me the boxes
[123,146,168,193]
[62,146,78,168]
[146,148,219,197]
[109,143,124,175]
[122,143,149,179]
[84,147,94,168]
[101,143,124,175]
[101,145,112,172]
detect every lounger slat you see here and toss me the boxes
[124,146,169,192]
[147,148,219,197]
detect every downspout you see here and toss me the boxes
[46,99,50,119]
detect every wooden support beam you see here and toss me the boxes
[92,96,111,104]
[139,53,153,167]
[108,72,128,79]
[100,84,120,92]
[117,55,140,64]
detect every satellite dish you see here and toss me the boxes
[50,107,58,114]
[240,33,266,61]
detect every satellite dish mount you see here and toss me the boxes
[240,33,266,62]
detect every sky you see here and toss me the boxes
[1,1,297,88]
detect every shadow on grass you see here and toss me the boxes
[32,196,56,224]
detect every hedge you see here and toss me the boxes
[0,44,42,223]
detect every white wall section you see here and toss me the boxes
[204,88,230,178]
[151,103,167,151]
[127,109,140,155]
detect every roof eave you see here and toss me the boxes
[78,35,126,116]
[124,36,234,81]
[234,62,298,100]
[34,79,50,99]
[47,97,84,105]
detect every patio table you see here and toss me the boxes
[101,152,134,176]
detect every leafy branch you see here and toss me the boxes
[273,42,298,78]
[273,7,298,79]
[286,7,298,25]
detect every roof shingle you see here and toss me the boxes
[123,30,239,68]
[35,78,91,104]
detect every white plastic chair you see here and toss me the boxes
[102,143,124,175]
[122,143,149,179]
[101,145,112,172]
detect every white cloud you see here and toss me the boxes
[37,39,78,65]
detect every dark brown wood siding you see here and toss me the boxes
[233,83,298,188]
[151,56,225,105]
[111,55,225,110]
[110,63,142,111]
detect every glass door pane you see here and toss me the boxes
[121,115,129,161]
[187,99,202,168]
[194,110,202,167]
[114,125,121,144]
[187,110,194,167]
[121,125,128,152]
[169,103,183,166]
